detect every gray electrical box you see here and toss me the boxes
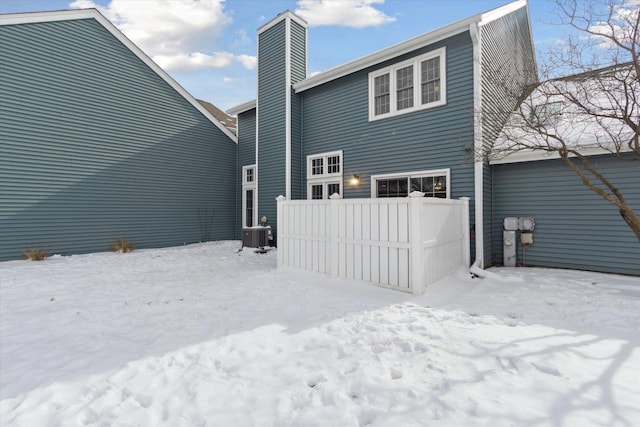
[504,217,519,231]
[503,230,517,267]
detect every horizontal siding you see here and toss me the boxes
[491,156,640,275]
[300,32,477,258]
[238,109,257,167]
[483,162,492,264]
[290,21,307,83]
[237,109,257,232]
[480,7,537,148]
[290,20,306,201]
[0,19,237,260]
[257,20,286,234]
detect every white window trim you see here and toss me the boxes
[307,150,343,199]
[306,150,343,179]
[307,179,343,200]
[242,165,257,227]
[368,47,446,121]
[242,164,256,186]
[370,168,451,198]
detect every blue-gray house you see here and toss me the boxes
[229,1,538,270]
[0,9,238,260]
[1,2,637,276]
[229,0,638,276]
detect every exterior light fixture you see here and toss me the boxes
[350,175,360,185]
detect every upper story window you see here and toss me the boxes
[307,150,343,199]
[369,47,446,121]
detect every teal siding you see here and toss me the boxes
[290,20,306,201]
[0,19,237,260]
[257,20,286,232]
[483,162,493,263]
[491,156,640,275]
[480,6,537,149]
[238,109,257,167]
[300,32,477,257]
[237,109,256,231]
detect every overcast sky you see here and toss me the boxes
[0,0,592,112]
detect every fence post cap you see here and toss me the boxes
[329,193,342,200]
[459,196,470,201]
[276,195,287,202]
[409,191,425,198]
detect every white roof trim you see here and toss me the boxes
[293,0,527,93]
[0,9,238,144]
[257,10,307,35]
[489,147,614,165]
[227,100,256,116]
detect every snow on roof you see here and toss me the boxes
[491,63,638,164]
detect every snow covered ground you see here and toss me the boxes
[0,241,638,426]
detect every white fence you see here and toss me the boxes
[276,192,470,294]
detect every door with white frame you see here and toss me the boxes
[242,165,257,227]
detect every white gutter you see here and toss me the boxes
[285,16,292,200]
[469,22,485,271]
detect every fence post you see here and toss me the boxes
[460,197,470,268]
[276,195,286,267]
[409,191,425,295]
[329,193,342,277]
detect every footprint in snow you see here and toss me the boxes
[390,367,403,379]
[531,362,562,376]
[306,373,327,388]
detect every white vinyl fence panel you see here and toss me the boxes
[276,193,470,294]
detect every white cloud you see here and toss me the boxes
[236,54,257,69]
[295,0,395,28]
[70,0,255,72]
[154,51,235,72]
[589,0,639,49]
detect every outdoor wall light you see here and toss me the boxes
[350,175,360,185]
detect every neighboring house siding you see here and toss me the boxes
[257,20,286,231]
[300,32,476,255]
[0,19,237,261]
[290,20,306,201]
[480,6,537,149]
[491,156,640,275]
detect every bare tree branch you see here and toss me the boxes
[487,0,640,240]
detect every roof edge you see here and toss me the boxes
[293,0,526,93]
[258,10,307,35]
[227,100,257,116]
[1,9,238,144]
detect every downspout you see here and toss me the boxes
[469,22,486,277]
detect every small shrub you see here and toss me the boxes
[23,247,47,261]
[109,238,135,253]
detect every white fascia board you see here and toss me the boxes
[227,100,256,116]
[257,10,307,35]
[489,147,615,164]
[293,0,525,93]
[1,9,238,144]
